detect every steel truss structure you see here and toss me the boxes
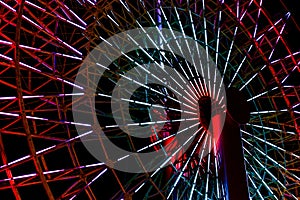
[0,0,299,199]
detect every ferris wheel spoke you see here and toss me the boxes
[247,174,265,199]
[246,123,296,135]
[240,14,290,90]
[242,138,300,185]
[0,162,105,183]
[250,109,288,115]
[1,120,204,190]
[216,26,237,99]
[159,7,205,98]
[213,138,223,198]
[69,168,108,200]
[150,125,203,178]
[96,65,198,109]
[246,86,279,101]
[0,93,84,100]
[49,1,87,26]
[281,64,300,85]
[212,0,223,100]
[124,60,198,107]
[244,147,299,200]
[0,54,84,91]
[105,118,199,130]
[0,1,83,56]
[0,40,82,61]
[0,53,41,72]
[174,7,206,97]
[217,0,254,99]
[189,130,220,199]
[241,130,300,159]
[0,111,91,127]
[201,0,211,97]
[0,0,299,198]
[227,0,265,88]
[244,156,279,200]
[239,66,267,91]
[167,128,207,199]
[188,146,216,200]
[253,0,263,37]
[0,130,93,171]
[114,34,200,105]
[266,14,290,61]
[116,122,202,167]
[240,14,292,90]
[133,123,203,195]
[270,51,300,66]
[188,9,209,97]
[204,135,212,200]
[188,157,202,199]
[228,44,253,88]
[155,11,203,99]
[100,4,203,101]
[23,3,86,31]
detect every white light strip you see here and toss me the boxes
[242,138,300,182]
[0,162,104,182]
[107,14,119,27]
[247,175,264,199]
[243,146,287,191]
[247,86,278,101]
[228,45,253,88]
[247,123,295,135]
[119,0,130,12]
[244,157,278,199]
[167,128,206,199]
[69,168,108,200]
[0,130,93,169]
[250,109,287,114]
[241,130,299,159]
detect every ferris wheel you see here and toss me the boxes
[0,0,299,199]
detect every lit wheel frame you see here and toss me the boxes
[0,0,299,199]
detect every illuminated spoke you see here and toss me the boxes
[0,0,298,199]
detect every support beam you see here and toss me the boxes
[219,87,250,200]
[198,87,250,199]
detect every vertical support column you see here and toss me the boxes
[198,87,250,199]
[219,87,250,200]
